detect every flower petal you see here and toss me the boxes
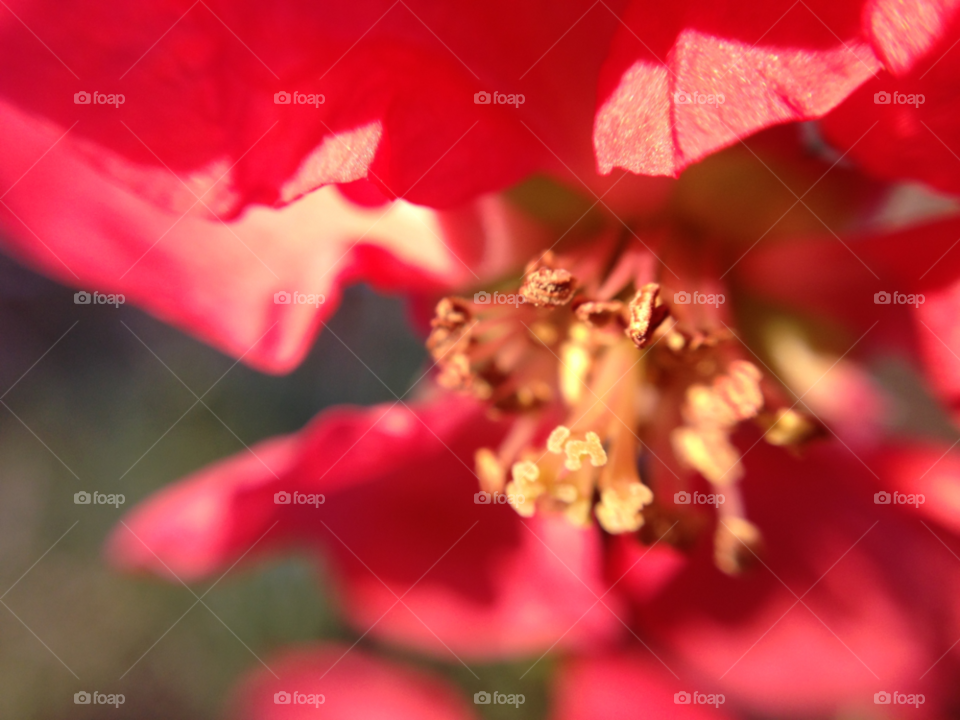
[228,643,476,720]
[594,0,960,178]
[637,440,959,714]
[552,654,738,720]
[0,99,544,372]
[107,393,622,660]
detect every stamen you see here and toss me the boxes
[595,483,654,534]
[475,448,504,494]
[575,300,625,328]
[715,517,763,575]
[763,408,819,446]
[563,431,607,470]
[519,264,578,307]
[547,426,571,454]
[713,360,763,420]
[671,426,743,485]
[626,283,669,348]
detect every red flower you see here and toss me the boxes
[108,202,960,714]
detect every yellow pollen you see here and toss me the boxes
[670,426,743,485]
[475,448,504,494]
[594,482,654,534]
[763,408,815,446]
[511,459,540,486]
[714,361,764,420]
[563,431,607,471]
[547,425,571,454]
[715,517,763,575]
[552,483,579,503]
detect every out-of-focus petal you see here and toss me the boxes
[229,644,476,720]
[0,99,545,373]
[552,654,738,720]
[823,10,960,195]
[638,440,959,715]
[108,393,622,660]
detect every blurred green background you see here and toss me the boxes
[0,254,550,718]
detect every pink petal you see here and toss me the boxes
[638,440,958,714]
[0,99,545,372]
[108,393,622,660]
[228,644,476,720]
[553,654,739,720]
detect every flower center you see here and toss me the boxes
[427,240,819,574]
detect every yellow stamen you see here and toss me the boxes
[563,431,607,470]
[547,425,571,454]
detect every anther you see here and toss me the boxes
[626,283,670,348]
[564,431,607,470]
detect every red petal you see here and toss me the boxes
[0,100,545,372]
[639,440,958,714]
[594,0,889,177]
[228,644,476,720]
[0,0,627,210]
[553,654,738,720]
[878,441,960,535]
[822,10,960,194]
[107,393,621,660]
[739,216,960,414]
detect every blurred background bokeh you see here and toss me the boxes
[0,253,551,718]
